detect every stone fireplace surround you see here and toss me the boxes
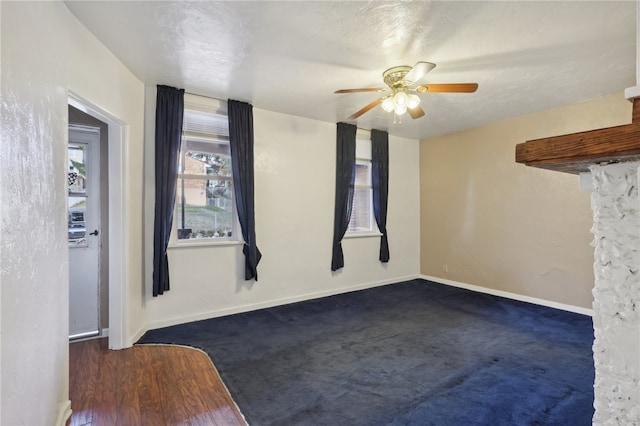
[590,162,640,424]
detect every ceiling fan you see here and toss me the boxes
[335,61,478,120]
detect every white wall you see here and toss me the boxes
[143,97,420,330]
[63,12,146,348]
[0,2,144,424]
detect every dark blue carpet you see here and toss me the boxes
[137,279,594,425]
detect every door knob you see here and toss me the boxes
[89,230,99,236]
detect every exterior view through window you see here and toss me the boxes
[176,108,236,241]
[68,143,88,245]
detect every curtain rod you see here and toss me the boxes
[182,93,386,134]
[356,126,390,134]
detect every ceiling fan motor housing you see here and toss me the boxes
[383,66,413,89]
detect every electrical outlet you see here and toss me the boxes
[443,264,448,273]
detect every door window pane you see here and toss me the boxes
[68,145,86,193]
[68,143,88,246]
[68,196,87,245]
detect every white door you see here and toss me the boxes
[68,125,101,339]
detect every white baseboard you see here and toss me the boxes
[56,400,72,426]
[420,275,593,316]
[128,274,591,346]
[143,274,420,333]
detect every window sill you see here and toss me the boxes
[168,239,244,249]
[343,231,383,239]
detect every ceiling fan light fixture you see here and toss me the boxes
[407,94,420,109]
[381,97,395,112]
[393,91,409,106]
[394,104,407,115]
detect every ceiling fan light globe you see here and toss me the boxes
[381,98,395,112]
[394,104,407,115]
[407,94,420,109]
[393,91,409,106]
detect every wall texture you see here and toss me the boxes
[142,95,421,330]
[1,2,144,424]
[420,92,631,310]
[1,3,69,423]
[590,162,640,424]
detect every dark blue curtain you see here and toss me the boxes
[228,100,262,280]
[371,129,390,262]
[153,85,184,296]
[331,122,357,271]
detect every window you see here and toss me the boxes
[174,104,237,242]
[68,143,87,245]
[347,138,376,234]
[348,160,373,232]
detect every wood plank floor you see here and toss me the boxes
[68,338,247,426]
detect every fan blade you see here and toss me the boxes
[404,61,436,84]
[408,105,426,119]
[335,88,387,94]
[348,98,383,119]
[416,83,478,93]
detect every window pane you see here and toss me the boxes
[181,138,232,177]
[348,188,372,232]
[68,196,87,245]
[174,106,237,243]
[176,178,234,239]
[68,145,86,193]
[354,163,370,185]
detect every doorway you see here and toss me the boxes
[68,124,103,339]
[68,94,127,350]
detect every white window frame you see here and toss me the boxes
[169,94,241,248]
[345,136,381,238]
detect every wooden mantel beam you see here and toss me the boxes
[515,98,640,174]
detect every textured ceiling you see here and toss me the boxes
[65,1,636,140]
